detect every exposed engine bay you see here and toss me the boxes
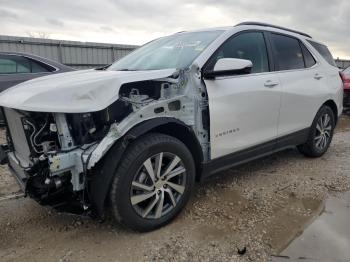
[2,68,209,215]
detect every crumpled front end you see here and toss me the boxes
[1,108,108,212]
[0,67,210,217]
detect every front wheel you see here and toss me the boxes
[109,133,195,232]
[297,105,335,157]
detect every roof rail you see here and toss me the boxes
[236,22,312,39]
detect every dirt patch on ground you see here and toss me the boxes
[1,115,350,262]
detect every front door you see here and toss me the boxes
[203,31,282,159]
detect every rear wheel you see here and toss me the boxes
[297,105,335,157]
[109,133,195,231]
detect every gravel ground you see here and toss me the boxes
[0,114,350,262]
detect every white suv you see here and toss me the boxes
[0,22,343,231]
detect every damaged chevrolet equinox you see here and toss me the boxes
[0,22,343,231]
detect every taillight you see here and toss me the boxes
[340,72,345,83]
[340,71,350,90]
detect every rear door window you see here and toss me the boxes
[0,56,17,74]
[15,56,31,73]
[307,40,336,67]
[270,34,304,71]
[0,55,30,74]
[0,55,54,74]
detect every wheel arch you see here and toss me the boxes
[88,117,203,219]
[323,99,338,125]
[125,118,204,179]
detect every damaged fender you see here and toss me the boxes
[88,117,199,218]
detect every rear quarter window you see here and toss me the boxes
[307,40,336,67]
[30,59,55,73]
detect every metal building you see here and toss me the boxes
[1,34,349,70]
[0,35,138,69]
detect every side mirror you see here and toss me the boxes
[203,58,253,79]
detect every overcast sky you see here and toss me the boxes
[1,0,349,58]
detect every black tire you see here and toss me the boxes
[297,105,335,157]
[109,133,195,232]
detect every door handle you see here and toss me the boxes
[314,73,323,80]
[264,80,279,88]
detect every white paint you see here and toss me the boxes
[0,68,176,113]
[205,72,282,158]
[201,25,343,159]
[0,23,344,163]
[213,58,252,72]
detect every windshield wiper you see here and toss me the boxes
[95,64,111,70]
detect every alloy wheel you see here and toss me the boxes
[130,152,187,219]
[314,113,332,151]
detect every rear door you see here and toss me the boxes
[203,31,282,159]
[269,33,330,138]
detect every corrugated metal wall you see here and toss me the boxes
[1,35,349,70]
[0,35,138,69]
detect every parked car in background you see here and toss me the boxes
[0,22,343,231]
[341,66,350,107]
[0,52,74,124]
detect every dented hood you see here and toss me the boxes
[0,68,176,113]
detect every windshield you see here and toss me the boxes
[108,31,223,71]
